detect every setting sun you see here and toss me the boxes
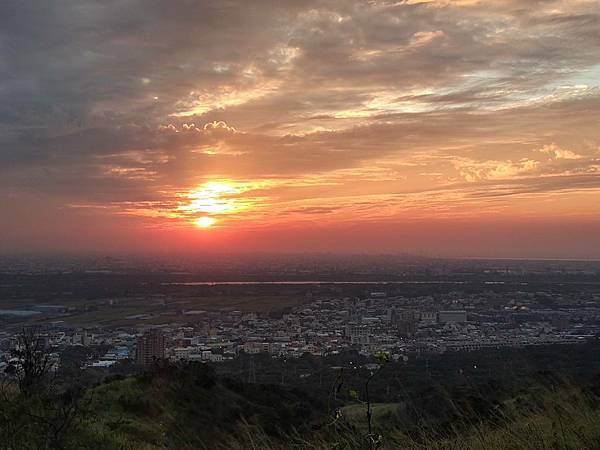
[195,216,216,228]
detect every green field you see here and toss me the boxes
[2,292,309,329]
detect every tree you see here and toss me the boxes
[1,328,92,449]
[10,327,54,396]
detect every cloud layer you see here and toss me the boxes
[1,0,600,256]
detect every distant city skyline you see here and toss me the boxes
[1,1,599,258]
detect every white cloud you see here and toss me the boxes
[539,144,582,160]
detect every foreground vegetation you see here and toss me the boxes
[3,330,600,448]
[3,356,600,449]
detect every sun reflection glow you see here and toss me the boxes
[178,180,268,228]
[186,182,240,214]
[195,216,216,228]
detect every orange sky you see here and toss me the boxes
[1,0,600,257]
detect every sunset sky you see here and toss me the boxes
[1,0,600,258]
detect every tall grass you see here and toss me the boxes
[220,384,600,449]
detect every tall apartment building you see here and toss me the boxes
[397,320,417,337]
[136,330,166,365]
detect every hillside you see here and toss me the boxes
[3,361,600,449]
[81,365,322,449]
